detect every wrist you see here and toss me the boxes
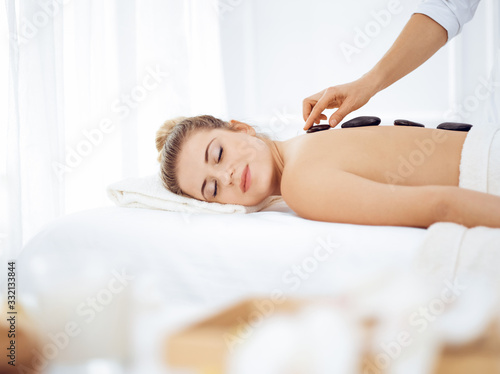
[360,68,385,97]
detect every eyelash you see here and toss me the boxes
[214,147,223,197]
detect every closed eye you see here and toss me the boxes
[214,147,223,197]
[218,147,223,163]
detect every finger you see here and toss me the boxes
[303,96,330,130]
[302,99,315,122]
[329,104,352,128]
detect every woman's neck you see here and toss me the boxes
[263,137,285,196]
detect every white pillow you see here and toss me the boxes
[106,172,284,214]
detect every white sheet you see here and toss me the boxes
[226,221,500,374]
[17,204,426,371]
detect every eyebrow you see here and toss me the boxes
[201,137,216,200]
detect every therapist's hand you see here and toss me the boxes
[302,77,376,131]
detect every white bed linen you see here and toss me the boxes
[17,202,426,372]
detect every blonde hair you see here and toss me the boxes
[156,115,271,198]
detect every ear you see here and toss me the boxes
[229,119,256,136]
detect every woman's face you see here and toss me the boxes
[176,120,279,206]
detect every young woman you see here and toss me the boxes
[156,115,500,229]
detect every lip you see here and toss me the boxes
[240,165,250,193]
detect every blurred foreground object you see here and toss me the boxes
[164,297,500,374]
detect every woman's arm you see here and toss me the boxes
[281,166,500,229]
[442,187,500,228]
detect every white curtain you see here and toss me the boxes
[4,0,227,258]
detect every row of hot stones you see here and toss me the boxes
[306,116,472,133]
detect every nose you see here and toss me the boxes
[216,167,235,186]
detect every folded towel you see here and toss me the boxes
[413,222,500,344]
[106,172,284,214]
[459,48,500,196]
[459,119,500,196]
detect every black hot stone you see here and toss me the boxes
[436,122,473,132]
[394,119,425,127]
[306,124,331,133]
[341,116,381,128]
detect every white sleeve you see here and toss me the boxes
[413,0,482,42]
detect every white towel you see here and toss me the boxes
[106,172,284,214]
[458,120,500,195]
[459,47,500,196]
[413,222,500,345]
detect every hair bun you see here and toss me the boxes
[156,116,187,162]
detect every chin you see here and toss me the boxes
[242,197,266,207]
[241,162,273,206]
[250,192,272,206]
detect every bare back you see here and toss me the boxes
[281,125,468,188]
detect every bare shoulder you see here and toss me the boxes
[280,157,448,227]
[280,133,345,218]
[280,159,344,221]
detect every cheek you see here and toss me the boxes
[242,147,257,163]
[235,138,259,161]
[252,151,272,188]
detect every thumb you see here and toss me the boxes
[329,105,351,128]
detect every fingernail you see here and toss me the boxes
[330,119,337,127]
